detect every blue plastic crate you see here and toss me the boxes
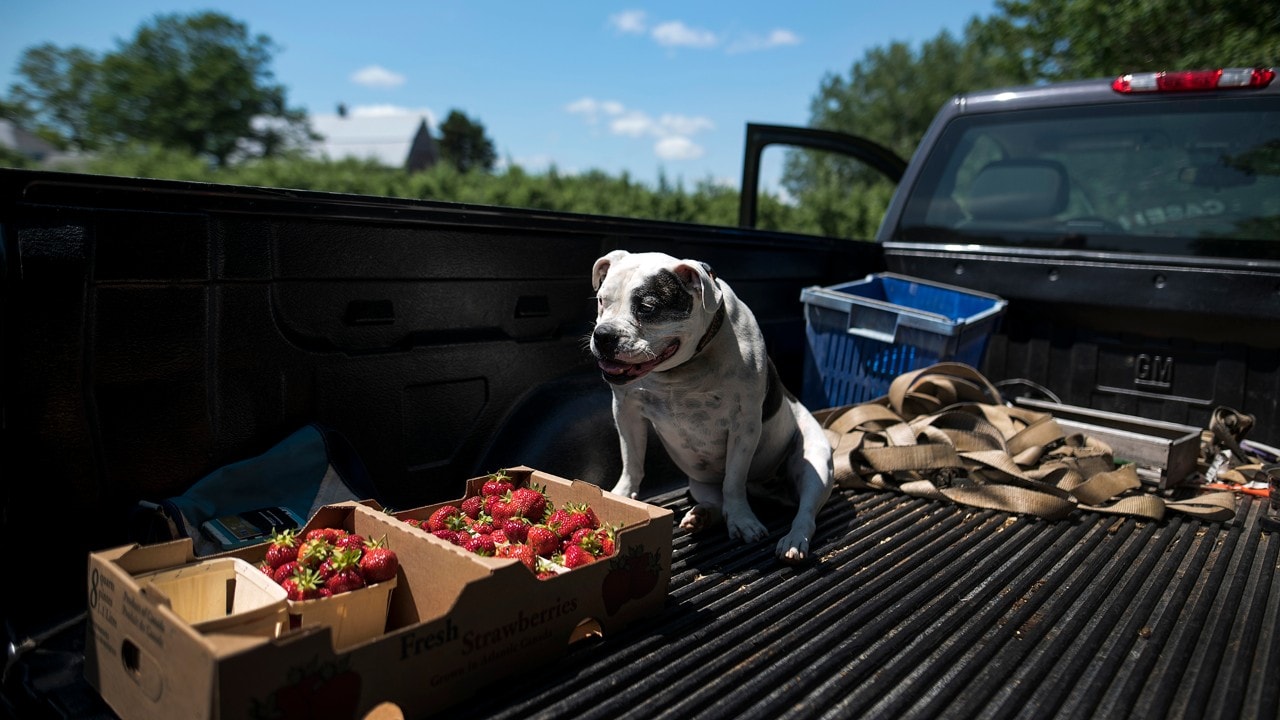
[800,273,1007,409]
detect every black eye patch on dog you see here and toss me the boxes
[632,269,693,322]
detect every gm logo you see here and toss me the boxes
[1135,354,1173,388]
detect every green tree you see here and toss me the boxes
[6,44,99,150]
[988,0,1280,80]
[781,20,1030,239]
[438,109,497,173]
[5,12,314,165]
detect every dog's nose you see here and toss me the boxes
[592,324,620,355]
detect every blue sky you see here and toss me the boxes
[3,1,997,191]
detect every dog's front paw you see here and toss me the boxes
[609,480,640,499]
[725,510,768,544]
[776,517,818,563]
[776,531,813,564]
[679,504,721,533]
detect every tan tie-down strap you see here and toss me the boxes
[816,362,1236,522]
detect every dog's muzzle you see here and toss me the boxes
[591,323,680,385]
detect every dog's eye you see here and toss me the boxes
[637,299,657,316]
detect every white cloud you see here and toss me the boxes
[727,28,802,54]
[350,65,406,88]
[565,98,626,125]
[609,10,647,34]
[568,98,712,163]
[655,136,704,160]
[651,21,718,49]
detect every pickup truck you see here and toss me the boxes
[3,67,1278,719]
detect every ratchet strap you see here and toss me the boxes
[814,362,1237,522]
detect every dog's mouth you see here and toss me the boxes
[597,340,680,384]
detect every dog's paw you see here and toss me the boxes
[776,532,812,564]
[776,517,818,564]
[679,504,721,533]
[608,480,639,499]
[725,512,768,544]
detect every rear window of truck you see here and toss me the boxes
[894,96,1280,259]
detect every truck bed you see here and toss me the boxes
[5,485,1275,719]
[3,167,1278,719]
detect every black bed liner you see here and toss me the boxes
[453,488,1278,720]
[5,488,1276,720]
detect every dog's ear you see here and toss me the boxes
[592,250,629,291]
[673,260,721,315]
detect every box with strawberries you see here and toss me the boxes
[84,466,673,720]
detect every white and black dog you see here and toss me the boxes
[589,250,834,563]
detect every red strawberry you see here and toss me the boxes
[463,534,497,556]
[510,486,549,521]
[525,525,560,557]
[334,533,366,554]
[432,529,462,545]
[549,503,597,539]
[318,547,362,582]
[265,529,299,569]
[461,495,484,519]
[595,525,618,557]
[272,560,300,585]
[358,537,399,583]
[296,537,333,569]
[481,470,514,497]
[559,544,596,569]
[501,517,531,544]
[282,566,323,601]
[426,505,462,533]
[490,529,509,544]
[322,548,368,594]
[496,543,537,572]
[468,513,495,535]
[484,494,516,522]
[304,527,347,544]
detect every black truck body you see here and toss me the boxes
[3,70,1279,718]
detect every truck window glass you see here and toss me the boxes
[894,96,1280,259]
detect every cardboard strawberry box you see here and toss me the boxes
[85,467,673,719]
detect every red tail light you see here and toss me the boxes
[1112,67,1276,93]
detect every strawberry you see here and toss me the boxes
[525,525,560,557]
[496,543,537,572]
[334,533,366,554]
[463,534,497,556]
[296,537,333,569]
[567,528,604,557]
[490,529,509,544]
[304,527,347,544]
[426,505,463,533]
[559,544,596,569]
[461,495,484,519]
[282,566,323,601]
[432,529,462,545]
[595,525,618,557]
[481,470,514,498]
[509,486,549,521]
[318,547,362,582]
[265,529,299,569]
[272,560,300,585]
[467,513,495,535]
[548,503,597,539]
[359,536,399,583]
[500,517,531,544]
[484,494,516,522]
[324,550,367,595]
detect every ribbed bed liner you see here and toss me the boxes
[458,488,1279,720]
[5,488,1274,719]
